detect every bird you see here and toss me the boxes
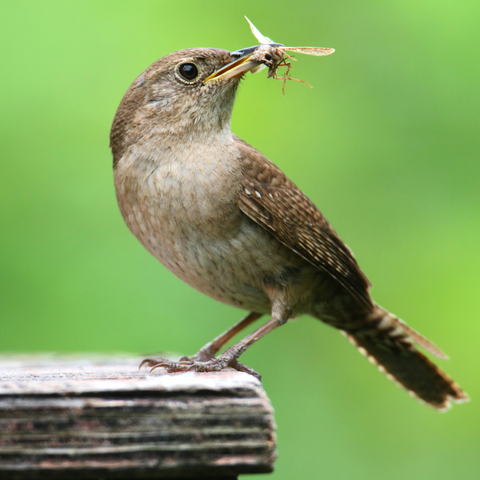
[110,45,468,411]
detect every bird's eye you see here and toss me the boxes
[176,62,200,83]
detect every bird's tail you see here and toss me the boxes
[341,304,468,411]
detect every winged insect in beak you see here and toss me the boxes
[244,17,335,94]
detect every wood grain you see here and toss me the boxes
[0,355,276,479]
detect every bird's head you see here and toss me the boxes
[110,47,262,164]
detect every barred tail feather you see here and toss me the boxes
[388,313,449,360]
[342,305,468,411]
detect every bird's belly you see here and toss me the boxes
[120,200,318,313]
[132,211,286,312]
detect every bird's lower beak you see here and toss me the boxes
[204,48,264,84]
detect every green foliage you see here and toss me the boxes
[1,1,479,479]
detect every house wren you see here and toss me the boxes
[110,46,467,411]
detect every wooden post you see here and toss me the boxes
[0,355,276,479]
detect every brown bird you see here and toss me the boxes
[110,46,468,411]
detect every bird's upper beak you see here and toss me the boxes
[204,46,265,84]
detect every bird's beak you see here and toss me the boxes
[204,46,264,84]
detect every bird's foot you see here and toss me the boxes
[139,348,214,371]
[140,354,261,380]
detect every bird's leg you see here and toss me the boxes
[187,311,263,361]
[214,315,292,379]
[140,312,262,370]
[146,299,291,380]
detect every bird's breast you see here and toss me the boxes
[114,139,275,311]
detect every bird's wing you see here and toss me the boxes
[234,136,372,307]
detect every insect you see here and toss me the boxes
[244,17,335,94]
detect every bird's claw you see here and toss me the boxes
[139,357,172,370]
[145,356,228,374]
[139,355,261,380]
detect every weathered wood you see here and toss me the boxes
[0,355,276,479]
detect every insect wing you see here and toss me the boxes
[284,46,335,56]
[245,16,275,44]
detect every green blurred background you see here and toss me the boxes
[1,0,479,478]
